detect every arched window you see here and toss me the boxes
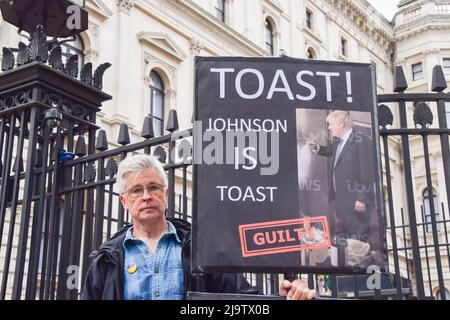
[265,19,274,55]
[307,48,316,59]
[215,0,225,22]
[423,188,441,233]
[150,71,165,137]
[61,34,85,75]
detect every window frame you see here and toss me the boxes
[265,19,274,56]
[149,71,165,137]
[306,9,313,30]
[412,62,424,81]
[215,0,225,22]
[61,34,85,75]
[443,58,450,75]
[340,36,348,57]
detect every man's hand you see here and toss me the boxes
[306,140,320,155]
[280,279,316,300]
[355,201,366,213]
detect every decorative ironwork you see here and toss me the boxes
[153,145,167,163]
[83,163,97,183]
[141,116,154,139]
[64,55,79,78]
[93,63,112,90]
[2,30,110,91]
[49,46,64,71]
[378,104,394,128]
[0,91,33,112]
[28,26,49,63]
[80,63,93,85]
[413,102,433,128]
[178,140,192,163]
[1,48,15,71]
[16,42,30,66]
[105,158,118,177]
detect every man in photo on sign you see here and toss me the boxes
[307,111,376,265]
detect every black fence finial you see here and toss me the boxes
[117,123,131,146]
[95,130,108,151]
[394,66,408,93]
[166,109,179,133]
[141,116,154,139]
[75,136,87,157]
[431,65,447,93]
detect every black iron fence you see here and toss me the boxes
[0,64,450,300]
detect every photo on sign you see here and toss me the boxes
[296,109,382,268]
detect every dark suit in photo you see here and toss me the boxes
[317,130,375,242]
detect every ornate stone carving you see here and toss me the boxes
[190,38,204,55]
[117,0,135,14]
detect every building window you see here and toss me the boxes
[150,71,165,137]
[215,0,225,22]
[436,4,450,14]
[61,34,85,75]
[340,37,348,57]
[307,48,316,59]
[412,62,423,81]
[423,188,441,233]
[265,19,274,55]
[306,9,313,30]
[443,58,450,75]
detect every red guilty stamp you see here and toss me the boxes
[238,216,331,258]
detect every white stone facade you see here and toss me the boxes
[0,0,450,299]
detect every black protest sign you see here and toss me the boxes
[193,56,385,274]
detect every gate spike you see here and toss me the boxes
[141,116,154,139]
[431,65,448,92]
[75,136,87,157]
[95,130,108,151]
[117,123,130,145]
[165,109,179,133]
[394,66,408,93]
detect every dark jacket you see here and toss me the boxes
[318,131,375,235]
[80,218,257,300]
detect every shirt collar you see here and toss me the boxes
[341,129,353,145]
[122,221,181,249]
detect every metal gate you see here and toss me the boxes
[1,52,449,299]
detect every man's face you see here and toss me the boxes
[119,168,168,224]
[327,118,345,138]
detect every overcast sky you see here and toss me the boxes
[367,0,399,21]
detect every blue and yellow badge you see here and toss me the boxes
[127,264,138,274]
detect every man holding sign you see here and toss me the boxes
[81,154,315,300]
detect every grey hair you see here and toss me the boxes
[326,110,353,128]
[116,154,168,194]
